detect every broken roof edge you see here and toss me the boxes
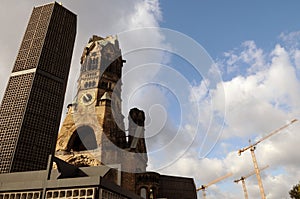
[87,35,118,44]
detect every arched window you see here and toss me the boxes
[140,187,147,199]
[66,126,97,152]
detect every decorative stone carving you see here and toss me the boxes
[58,153,101,167]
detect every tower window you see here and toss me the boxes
[66,126,97,152]
[140,187,147,199]
[100,81,108,89]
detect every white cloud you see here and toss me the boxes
[222,40,266,75]
[156,122,300,198]
[212,44,300,139]
[241,41,266,74]
[189,79,210,102]
[157,39,300,198]
[279,31,300,49]
[294,50,300,69]
[128,0,161,28]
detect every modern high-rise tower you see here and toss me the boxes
[0,2,76,173]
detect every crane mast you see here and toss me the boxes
[234,165,269,199]
[238,119,297,199]
[241,179,248,199]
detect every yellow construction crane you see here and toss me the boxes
[234,165,269,199]
[197,172,232,199]
[238,119,297,199]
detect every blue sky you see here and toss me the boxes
[121,2,300,198]
[1,1,300,198]
[160,1,300,56]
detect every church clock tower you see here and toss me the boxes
[55,35,127,167]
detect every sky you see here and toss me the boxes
[1,1,300,198]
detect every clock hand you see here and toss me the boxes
[83,93,92,102]
[83,94,88,102]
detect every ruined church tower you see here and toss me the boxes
[55,35,127,166]
[55,36,147,177]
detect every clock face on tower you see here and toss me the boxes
[80,91,96,105]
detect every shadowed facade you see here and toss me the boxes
[0,2,76,173]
